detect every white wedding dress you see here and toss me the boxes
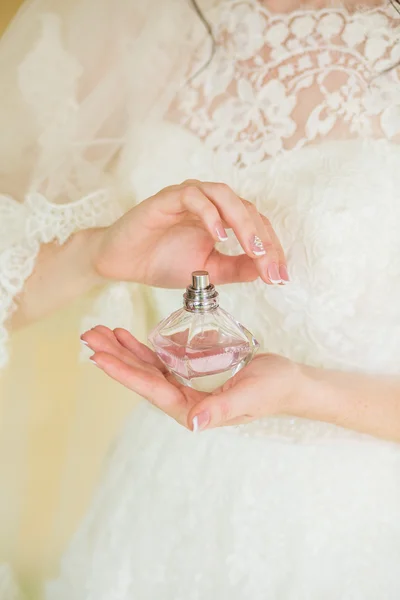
[2,1,400,598]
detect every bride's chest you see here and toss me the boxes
[126,129,400,373]
[170,1,400,168]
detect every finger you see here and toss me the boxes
[258,214,286,266]
[151,183,228,243]
[201,181,289,284]
[82,329,143,369]
[242,201,280,284]
[198,182,272,260]
[187,380,258,431]
[258,212,289,284]
[114,328,168,372]
[91,352,182,412]
[85,325,116,342]
[205,250,258,285]
[241,199,290,285]
[92,351,189,427]
[240,200,286,265]
[81,326,119,351]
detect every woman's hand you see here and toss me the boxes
[10,180,287,330]
[91,180,289,288]
[82,326,400,442]
[81,326,301,430]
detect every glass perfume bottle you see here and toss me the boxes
[148,271,259,392]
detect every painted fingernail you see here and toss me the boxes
[216,222,228,241]
[192,411,210,432]
[251,235,266,256]
[89,356,98,366]
[81,339,89,346]
[268,262,282,284]
[279,265,290,283]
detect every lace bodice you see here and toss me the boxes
[172,1,400,167]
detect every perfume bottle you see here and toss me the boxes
[148,271,259,392]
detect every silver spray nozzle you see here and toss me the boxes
[184,271,219,312]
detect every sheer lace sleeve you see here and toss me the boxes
[0,5,125,367]
[0,191,120,368]
[0,0,207,368]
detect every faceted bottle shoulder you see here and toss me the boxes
[149,306,259,351]
[152,308,190,332]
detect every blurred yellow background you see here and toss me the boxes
[0,0,23,34]
[0,2,140,596]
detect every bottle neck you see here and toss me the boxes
[183,283,219,313]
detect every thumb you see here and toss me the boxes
[206,251,258,285]
[188,381,253,431]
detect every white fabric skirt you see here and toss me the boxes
[47,402,400,600]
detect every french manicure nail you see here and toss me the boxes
[216,223,228,242]
[251,235,266,256]
[268,262,282,284]
[279,265,290,283]
[89,356,98,366]
[81,339,89,346]
[192,411,210,432]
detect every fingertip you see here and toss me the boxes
[215,222,228,242]
[279,264,290,283]
[257,267,272,285]
[91,325,112,333]
[188,393,231,430]
[253,258,273,286]
[189,409,211,432]
[114,327,131,340]
[90,325,117,342]
[114,327,129,334]
[267,261,282,285]
[81,331,97,347]
[113,328,138,353]
[89,350,117,369]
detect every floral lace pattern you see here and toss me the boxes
[0,190,121,369]
[174,1,400,167]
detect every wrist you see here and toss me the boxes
[58,227,107,292]
[83,227,109,286]
[289,363,340,423]
[292,363,364,428]
[292,363,400,441]
[87,224,142,284]
[11,228,106,330]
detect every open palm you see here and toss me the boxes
[82,326,297,431]
[82,325,207,426]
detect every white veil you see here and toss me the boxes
[0,0,213,201]
[0,0,217,364]
[0,0,216,596]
